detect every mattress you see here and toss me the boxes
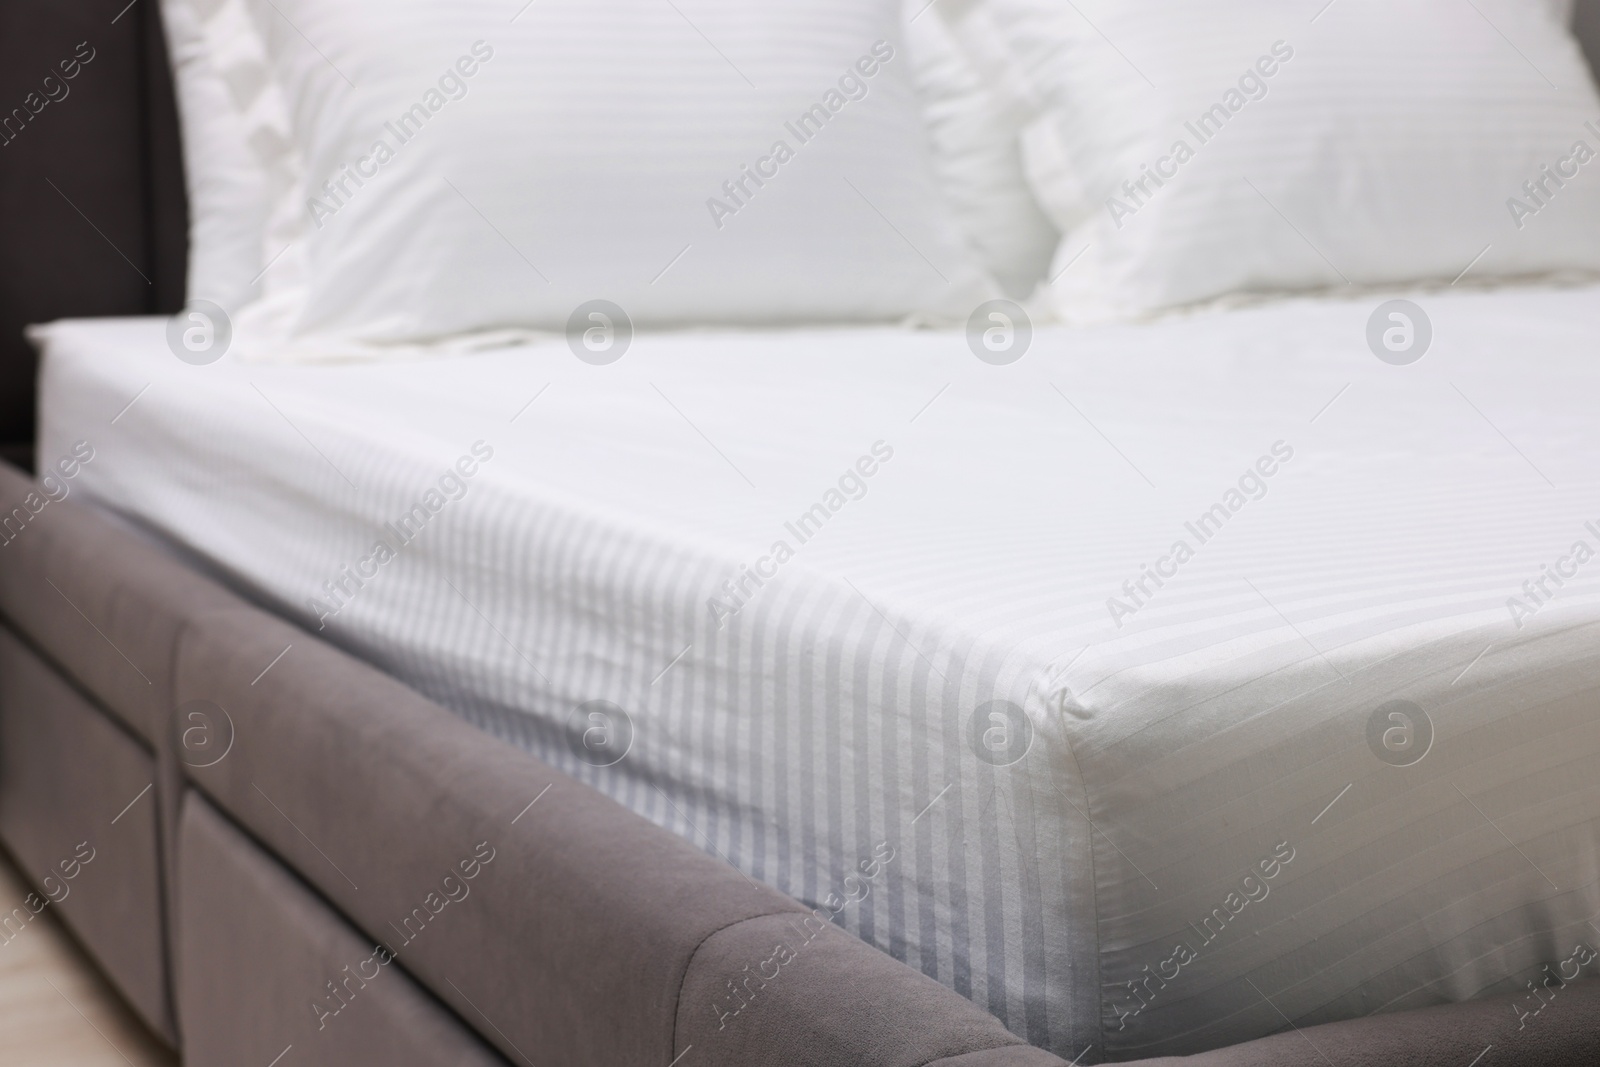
[33,283,1600,1061]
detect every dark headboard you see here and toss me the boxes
[0,0,187,460]
[1,2,1598,461]
[1580,1,1600,79]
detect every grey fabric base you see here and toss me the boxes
[0,460,240,1046]
[677,912,1059,1066]
[0,621,169,1040]
[177,789,507,1066]
[0,464,238,749]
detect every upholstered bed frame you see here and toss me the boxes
[2,3,1600,1064]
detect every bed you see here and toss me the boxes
[7,0,1600,1061]
[33,277,1600,1058]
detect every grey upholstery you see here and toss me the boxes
[0,622,169,1040]
[677,912,1060,1066]
[0,464,237,747]
[0,461,242,1043]
[177,790,508,1066]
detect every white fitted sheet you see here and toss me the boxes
[34,282,1600,1059]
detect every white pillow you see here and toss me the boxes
[233,0,996,350]
[158,0,274,311]
[904,0,1056,298]
[160,0,308,345]
[988,0,1600,321]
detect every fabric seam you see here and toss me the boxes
[669,905,809,1059]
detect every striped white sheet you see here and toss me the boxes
[33,283,1600,1060]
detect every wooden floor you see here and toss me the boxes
[0,853,176,1065]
